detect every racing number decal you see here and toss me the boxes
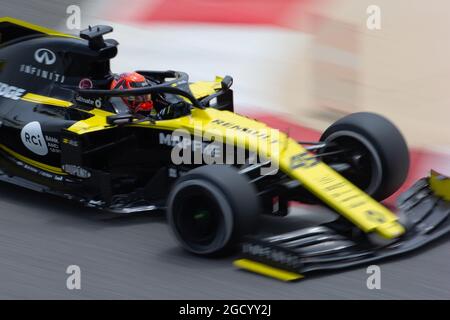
[290,152,319,169]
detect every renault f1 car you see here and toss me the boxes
[0,18,449,281]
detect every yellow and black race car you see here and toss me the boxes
[0,18,449,281]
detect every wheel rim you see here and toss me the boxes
[177,196,220,245]
[322,130,383,196]
[171,183,231,254]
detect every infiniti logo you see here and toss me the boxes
[34,48,56,65]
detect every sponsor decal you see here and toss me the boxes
[161,127,279,175]
[290,152,319,169]
[19,64,65,84]
[211,119,278,143]
[242,243,303,269]
[159,132,185,147]
[0,81,26,100]
[20,122,48,156]
[62,164,91,179]
[45,135,60,154]
[78,78,93,89]
[159,132,214,152]
[62,138,79,147]
[75,95,102,108]
[160,131,223,165]
[34,48,56,65]
[9,156,66,181]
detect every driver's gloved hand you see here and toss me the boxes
[157,101,191,119]
[173,101,191,116]
[157,105,173,119]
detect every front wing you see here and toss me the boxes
[234,172,450,281]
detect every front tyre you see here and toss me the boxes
[167,165,260,256]
[320,112,409,201]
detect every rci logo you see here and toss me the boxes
[21,122,48,156]
[34,48,56,65]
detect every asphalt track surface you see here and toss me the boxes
[0,1,450,299]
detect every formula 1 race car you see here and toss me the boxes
[0,18,449,281]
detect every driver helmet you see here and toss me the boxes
[110,72,153,113]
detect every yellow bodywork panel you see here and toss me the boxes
[21,93,73,108]
[189,77,222,99]
[429,170,450,201]
[0,17,78,39]
[279,140,404,238]
[233,259,303,282]
[68,109,116,135]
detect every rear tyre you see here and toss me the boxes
[320,112,409,201]
[166,165,260,256]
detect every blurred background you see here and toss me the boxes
[1,0,450,299]
[5,0,450,179]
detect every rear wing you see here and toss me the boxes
[0,17,76,45]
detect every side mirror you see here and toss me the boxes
[221,76,233,90]
[106,114,134,125]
